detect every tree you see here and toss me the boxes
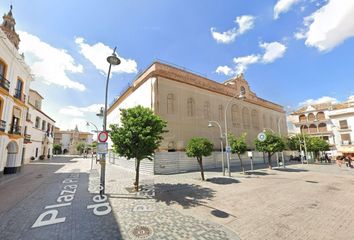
[307,137,330,161]
[110,106,167,191]
[286,134,310,151]
[76,142,85,154]
[255,130,285,169]
[229,133,248,174]
[186,137,213,181]
[53,144,62,154]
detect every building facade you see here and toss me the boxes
[23,89,55,163]
[107,62,287,151]
[0,6,32,174]
[54,126,93,155]
[288,98,354,155]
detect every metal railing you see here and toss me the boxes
[9,124,21,135]
[14,88,26,103]
[0,74,10,91]
[0,120,6,132]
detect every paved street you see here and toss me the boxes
[1,156,354,240]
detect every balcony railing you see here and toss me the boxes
[9,124,21,135]
[0,120,6,132]
[24,134,31,143]
[14,89,26,103]
[0,74,10,91]
[341,140,352,145]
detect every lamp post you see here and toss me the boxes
[277,118,286,168]
[224,91,245,177]
[100,47,121,197]
[86,121,99,169]
[208,120,225,176]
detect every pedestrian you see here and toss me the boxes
[325,153,331,164]
[348,155,353,168]
[336,156,343,168]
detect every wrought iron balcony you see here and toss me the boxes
[9,124,21,135]
[14,88,26,103]
[0,120,6,132]
[0,74,10,91]
[24,134,31,143]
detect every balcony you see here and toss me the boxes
[24,134,31,143]
[341,140,352,146]
[0,74,10,91]
[338,127,351,132]
[14,89,26,103]
[0,120,6,132]
[9,124,21,135]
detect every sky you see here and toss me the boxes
[1,0,354,132]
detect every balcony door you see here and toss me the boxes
[15,79,23,99]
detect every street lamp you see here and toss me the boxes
[224,91,245,177]
[100,47,120,197]
[208,121,225,176]
[86,121,99,169]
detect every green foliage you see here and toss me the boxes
[76,142,85,154]
[53,144,62,154]
[110,105,167,190]
[229,133,248,173]
[91,141,97,148]
[255,130,285,168]
[186,137,213,181]
[286,134,310,151]
[307,137,330,160]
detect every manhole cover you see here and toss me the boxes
[130,225,153,239]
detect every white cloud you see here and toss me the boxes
[299,96,338,106]
[347,95,354,102]
[274,0,302,19]
[215,66,234,76]
[75,37,137,75]
[19,31,86,91]
[233,55,260,75]
[294,31,306,40]
[260,41,287,63]
[301,0,354,51]
[56,118,90,132]
[211,15,255,44]
[59,104,104,117]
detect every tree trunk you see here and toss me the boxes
[238,153,245,174]
[134,159,141,191]
[268,152,272,169]
[198,157,205,181]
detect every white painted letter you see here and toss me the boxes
[32,210,65,228]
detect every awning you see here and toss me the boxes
[337,146,354,153]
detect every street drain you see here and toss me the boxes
[130,225,153,239]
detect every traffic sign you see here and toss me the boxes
[97,142,108,154]
[226,145,231,153]
[98,131,109,143]
[257,132,267,142]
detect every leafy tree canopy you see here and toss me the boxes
[255,130,285,155]
[186,137,213,160]
[229,133,248,155]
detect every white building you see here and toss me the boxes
[23,89,55,163]
[288,98,354,155]
[0,6,32,174]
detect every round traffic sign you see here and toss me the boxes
[257,132,267,142]
[98,131,109,142]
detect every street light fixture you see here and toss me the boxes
[224,91,245,177]
[208,120,225,176]
[99,47,120,197]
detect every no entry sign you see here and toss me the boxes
[98,131,109,143]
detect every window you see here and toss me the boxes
[269,117,274,130]
[318,123,327,132]
[35,148,38,157]
[218,105,223,121]
[339,120,349,129]
[341,134,351,145]
[242,107,250,129]
[309,124,317,133]
[299,114,306,122]
[42,120,46,131]
[35,117,40,128]
[251,109,259,129]
[308,113,315,122]
[203,101,210,119]
[300,125,308,134]
[240,86,246,95]
[15,78,23,100]
[231,104,240,127]
[187,98,194,117]
[0,97,3,120]
[263,114,267,129]
[167,93,174,114]
[317,112,325,121]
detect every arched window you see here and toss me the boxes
[0,58,9,90]
[187,98,195,117]
[0,96,3,120]
[167,93,174,114]
[218,104,223,121]
[318,123,327,132]
[240,86,246,95]
[269,116,274,131]
[242,107,250,129]
[203,101,210,119]
[15,78,24,101]
[309,124,317,133]
[317,112,325,121]
[35,117,41,128]
[42,120,46,131]
[231,104,240,127]
[263,114,267,129]
[308,113,315,122]
[301,125,308,134]
[251,109,259,129]
[299,114,306,122]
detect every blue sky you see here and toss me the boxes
[1,0,354,132]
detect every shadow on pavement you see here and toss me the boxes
[245,171,271,176]
[211,209,230,218]
[154,183,215,209]
[206,177,240,185]
[273,168,308,173]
